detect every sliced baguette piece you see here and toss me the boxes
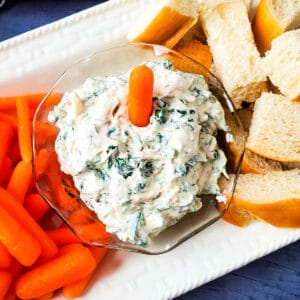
[225,108,282,174]
[263,29,300,102]
[127,0,198,48]
[252,0,300,54]
[199,0,267,108]
[221,170,300,228]
[246,92,300,162]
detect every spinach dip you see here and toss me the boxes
[48,60,228,245]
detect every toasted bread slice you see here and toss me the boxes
[127,0,198,48]
[263,29,300,102]
[246,92,300,162]
[252,0,300,54]
[221,169,300,227]
[199,0,267,108]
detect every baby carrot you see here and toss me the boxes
[0,241,12,268]
[0,157,12,188]
[0,93,61,111]
[128,65,154,127]
[73,221,110,245]
[24,194,50,222]
[46,227,81,247]
[0,270,12,300]
[34,149,51,179]
[0,205,41,266]
[62,246,108,299]
[0,187,58,259]
[16,96,32,162]
[68,206,96,226]
[0,121,14,169]
[7,160,33,203]
[34,121,57,148]
[0,94,45,110]
[15,244,96,299]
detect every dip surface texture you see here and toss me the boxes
[49,60,228,245]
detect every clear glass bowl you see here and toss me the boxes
[32,43,244,254]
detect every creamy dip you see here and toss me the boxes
[49,60,228,245]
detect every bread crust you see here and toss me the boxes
[199,0,267,108]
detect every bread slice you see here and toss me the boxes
[252,0,300,54]
[199,0,267,108]
[246,92,300,162]
[263,29,300,102]
[127,0,198,48]
[225,107,282,174]
[220,169,300,227]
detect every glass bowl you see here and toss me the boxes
[32,43,244,254]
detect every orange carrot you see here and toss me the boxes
[0,242,12,268]
[45,151,80,211]
[15,244,96,299]
[46,227,81,247]
[7,160,33,203]
[0,121,14,169]
[34,121,57,148]
[16,97,32,162]
[0,270,12,300]
[0,93,61,111]
[0,112,18,129]
[68,206,96,226]
[128,65,154,127]
[62,246,108,299]
[0,94,45,110]
[34,149,51,179]
[0,157,12,188]
[73,222,110,245]
[0,205,41,266]
[24,194,50,222]
[0,187,58,259]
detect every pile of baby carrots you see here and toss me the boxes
[0,94,108,300]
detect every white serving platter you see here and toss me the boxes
[0,0,299,299]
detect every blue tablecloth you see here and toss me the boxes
[1,1,299,299]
